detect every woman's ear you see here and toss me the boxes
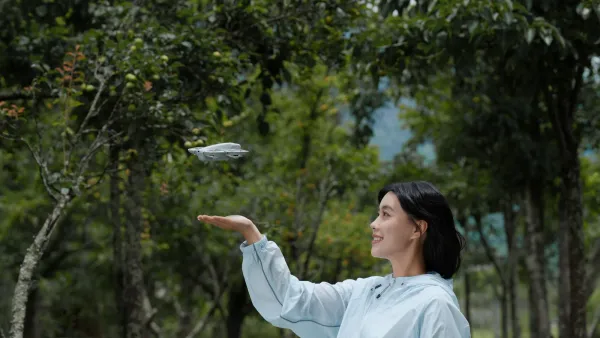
[412,220,428,239]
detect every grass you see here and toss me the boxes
[471,328,560,338]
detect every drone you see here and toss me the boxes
[188,142,249,162]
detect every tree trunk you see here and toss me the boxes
[503,201,521,338]
[508,268,520,338]
[545,63,586,338]
[558,195,570,338]
[111,144,127,338]
[330,257,343,284]
[525,183,550,337]
[23,288,40,338]
[562,152,586,338]
[464,270,471,334]
[528,275,539,336]
[9,196,71,338]
[458,214,472,335]
[123,145,147,338]
[22,224,76,338]
[226,281,249,338]
[474,210,509,338]
[501,292,508,338]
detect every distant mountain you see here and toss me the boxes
[368,102,410,161]
[368,99,435,162]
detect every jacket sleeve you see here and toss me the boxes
[240,235,356,338]
[419,298,471,338]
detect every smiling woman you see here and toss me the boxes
[372,182,465,280]
[197,181,470,338]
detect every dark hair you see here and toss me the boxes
[377,181,465,279]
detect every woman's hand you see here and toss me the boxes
[197,215,253,232]
[197,214,262,244]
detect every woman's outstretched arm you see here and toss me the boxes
[198,215,357,338]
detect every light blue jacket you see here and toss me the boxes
[240,235,471,338]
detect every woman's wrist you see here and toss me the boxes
[242,224,262,245]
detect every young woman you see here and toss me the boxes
[197,181,470,337]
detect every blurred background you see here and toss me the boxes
[0,0,599,337]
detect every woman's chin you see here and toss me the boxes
[371,247,383,258]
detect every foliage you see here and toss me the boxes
[1,0,599,337]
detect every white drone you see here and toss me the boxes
[188,142,249,162]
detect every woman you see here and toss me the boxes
[197,181,470,337]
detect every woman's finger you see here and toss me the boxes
[208,217,230,227]
[198,215,218,224]
[203,215,226,224]
[197,215,216,224]
[212,217,239,229]
[198,215,234,229]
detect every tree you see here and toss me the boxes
[394,65,557,336]
[1,0,376,336]
[350,1,600,336]
[1,45,124,338]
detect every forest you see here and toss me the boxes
[1,0,599,337]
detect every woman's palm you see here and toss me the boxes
[197,214,253,233]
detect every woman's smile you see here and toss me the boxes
[372,235,383,245]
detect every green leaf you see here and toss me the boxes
[468,21,479,35]
[504,12,513,25]
[541,28,553,45]
[505,0,513,10]
[35,6,47,17]
[70,99,84,108]
[525,28,535,43]
[205,96,218,112]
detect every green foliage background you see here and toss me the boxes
[1,0,599,337]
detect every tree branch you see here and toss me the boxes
[586,237,600,300]
[541,71,569,156]
[184,272,227,338]
[183,300,220,338]
[473,211,506,287]
[65,69,110,172]
[81,163,125,191]
[0,133,60,201]
[72,129,123,196]
[201,254,229,316]
[228,5,321,38]
[143,288,162,337]
[0,90,58,101]
[301,172,334,278]
[588,304,600,338]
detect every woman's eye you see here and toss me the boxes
[383,212,390,217]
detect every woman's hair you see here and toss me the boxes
[377,181,465,279]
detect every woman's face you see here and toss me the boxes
[370,191,422,259]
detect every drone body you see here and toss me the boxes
[188,142,249,162]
